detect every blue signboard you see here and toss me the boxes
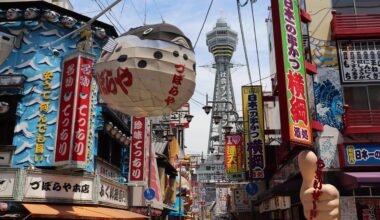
[246,182,258,196]
[343,144,380,166]
[144,188,155,201]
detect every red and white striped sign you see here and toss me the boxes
[71,57,93,163]
[55,53,94,168]
[55,57,78,164]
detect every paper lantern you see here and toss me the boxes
[95,23,196,117]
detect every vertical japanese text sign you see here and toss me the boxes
[71,56,93,164]
[242,86,266,179]
[271,0,312,146]
[54,52,94,168]
[129,117,146,182]
[224,133,243,178]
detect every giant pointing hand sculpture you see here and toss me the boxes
[95,23,196,117]
[298,151,340,220]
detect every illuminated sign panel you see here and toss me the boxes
[224,133,243,179]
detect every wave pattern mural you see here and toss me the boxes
[311,37,344,131]
[0,20,103,169]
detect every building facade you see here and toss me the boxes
[262,0,380,219]
[0,1,155,219]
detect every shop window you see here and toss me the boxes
[343,85,380,110]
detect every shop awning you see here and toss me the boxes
[341,172,380,190]
[23,203,148,219]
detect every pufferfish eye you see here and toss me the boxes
[183,54,188,60]
[154,51,163,59]
[138,60,147,68]
[117,55,128,62]
[173,51,179,57]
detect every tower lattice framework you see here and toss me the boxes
[206,17,238,162]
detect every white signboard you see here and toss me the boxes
[99,178,128,207]
[215,187,229,214]
[340,197,358,220]
[338,39,380,83]
[24,173,93,201]
[231,188,251,212]
[96,158,121,179]
[0,172,16,198]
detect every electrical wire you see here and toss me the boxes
[194,0,214,49]
[236,0,253,84]
[242,74,275,86]
[94,0,122,34]
[119,0,127,19]
[195,90,207,97]
[250,0,262,85]
[144,0,147,25]
[100,0,127,32]
[129,0,144,25]
[81,9,102,14]
[190,98,205,107]
[152,0,165,23]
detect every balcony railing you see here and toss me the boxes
[342,105,380,135]
[331,11,380,40]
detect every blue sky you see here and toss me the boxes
[71,0,271,154]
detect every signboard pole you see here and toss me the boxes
[148,120,152,220]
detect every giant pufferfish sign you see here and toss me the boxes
[95,23,196,116]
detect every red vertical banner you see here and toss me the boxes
[224,133,243,180]
[55,57,78,164]
[54,52,94,168]
[129,117,146,182]
[71,57,93,164]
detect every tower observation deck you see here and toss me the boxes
[205,17,239,179]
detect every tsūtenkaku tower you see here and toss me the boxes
[206,17,238,170]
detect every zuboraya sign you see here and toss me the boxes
[24,172,94,201]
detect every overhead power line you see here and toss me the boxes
[194,0,214,49]
[94,0,122,34]
[236,0,253,84]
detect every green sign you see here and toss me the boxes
[279,0,312,146]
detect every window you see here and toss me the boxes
[356,0,380,14]
[97,130,122,168]
[343,85,380,110]
[333,0,380,14]
[333,0,355,14]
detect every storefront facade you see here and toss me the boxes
[0,1,146,219]
[265,0,380,219]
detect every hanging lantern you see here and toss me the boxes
[95,23,196,117]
